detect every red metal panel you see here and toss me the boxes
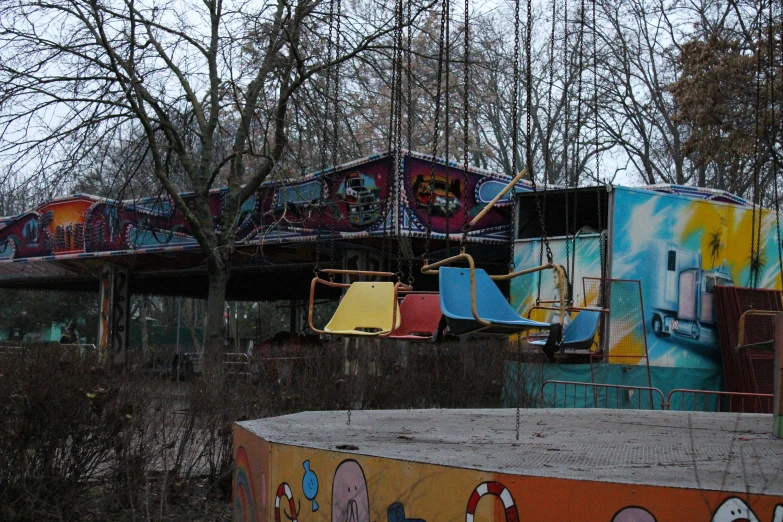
[714,286,781,413]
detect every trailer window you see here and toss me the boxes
[667,251,676,271]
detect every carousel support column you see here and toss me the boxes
[775,314,783,438]
[98,264,130,365]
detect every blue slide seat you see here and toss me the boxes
[439,267,550,336]
[529,308,601,352]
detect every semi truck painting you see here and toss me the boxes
[341,172,380,226]
[651,245,733,340]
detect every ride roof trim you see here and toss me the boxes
[0,151,752,266]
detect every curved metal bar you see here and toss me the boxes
[491,263,567,326]
[736,309,782,350]
[465,168,528,232]
[319,269,397,277]
[526,305,609,317]
[420,252,490,327]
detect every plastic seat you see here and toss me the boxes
[390,293,443,341]
[439,267,550,336]
[529,308,601,353]
[324,282,401,336]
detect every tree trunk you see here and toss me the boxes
[204,267,229,363]
[183,298,203,352]
[140,296,149,363]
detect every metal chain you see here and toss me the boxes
[394,0,405,279]
[382,10,400,274]
[515,335,522,441]
[444,0,451,252]
[406,0,415,284]
[538,0,557,304]
[460,0,470,250]
[569,0,585,295]
[509,0,520,272]
[407,0,413,153]
[424,0,449,264]
[527,0,553,279]
[770,0,782,285]
[315,0,337,273]
[750,15,763,288]
[328,0,342,267]
[597,188,605,306]
[560,0,570,278]
[593,0,605,307]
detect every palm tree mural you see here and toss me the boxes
[748,251,766,287]
[707,227,724,269]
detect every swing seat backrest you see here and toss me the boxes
[528,308,601,352]
[390,293,443,341]
[438,267,549,336]
[324,282,401,336]
[560,308,601,350]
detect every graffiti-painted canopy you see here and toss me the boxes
[0,152,537,299]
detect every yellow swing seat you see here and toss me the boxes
[309,269,411,338]
[324,282,402,336]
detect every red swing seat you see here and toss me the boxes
[389,292,443,341]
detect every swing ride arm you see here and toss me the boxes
[463,168,528,235]
[308,270,412,337]
[491,263,568,326]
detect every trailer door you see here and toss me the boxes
[678,269,697,321]
[700,276,715,324]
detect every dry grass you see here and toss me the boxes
[0,340,542,521]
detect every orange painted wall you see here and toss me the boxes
[233,426,783,522]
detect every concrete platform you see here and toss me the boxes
[233,409,783,522]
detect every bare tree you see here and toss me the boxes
[0,0,434,357]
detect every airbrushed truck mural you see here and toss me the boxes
[511,186,783,370]
[613,187,782,369]
[233,425,783,522]
[0,152,528,262]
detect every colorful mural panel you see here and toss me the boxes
[233,425,783,522]
[0,152,532,264]
[612,187,783,369]
[511,235,602,324]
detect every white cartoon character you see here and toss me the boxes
[711,498,759,522]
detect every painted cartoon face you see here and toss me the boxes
[711,498,759,522]
[303,460,320,511]
[332,460,369,522]
[612,507,657,522]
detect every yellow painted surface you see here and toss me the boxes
[234,427,783,522]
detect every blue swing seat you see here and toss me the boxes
[439,267,550,336]
[528,307,601,353]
